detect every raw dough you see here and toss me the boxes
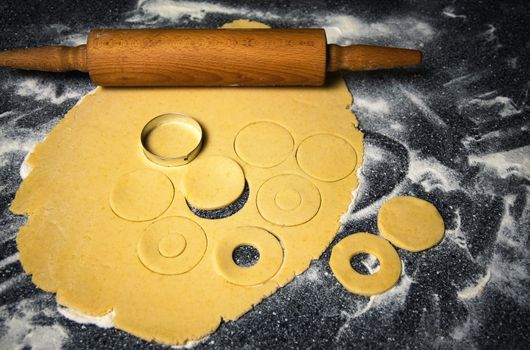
[329,233,401,296]
[109,169,174,221]
[234,122,293,168]
[377,196,445,252]
[213,226,283,286]
[11,20,364,345]
[296,134,357,182]
[257,174,321,226]
[183,156,245,210]
[137,216,207,275]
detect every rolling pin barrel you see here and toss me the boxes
[0,28,423,86]
[87,28,328,86]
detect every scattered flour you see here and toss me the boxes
[468,145,530,179]
[127,0,279,23]
[11,78,82,105]
[0,296,68,350]
[57,307,115,329]
[457,269,491,299]
[353,96,390,114]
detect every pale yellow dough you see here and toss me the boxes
[11,20,364,345]
[235,122,294,168]
[377,196,445,252]
[183,156,245,210]
[109,169,174,221]
[329,233,401,296]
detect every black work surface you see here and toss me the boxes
[0,0,529,349]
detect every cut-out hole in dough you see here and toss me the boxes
[232,245,260,267]
[257,174,321,226]
[187,182,249,219]
[137,216,207,275]
[109,169,174,222]
[234,121,294,168]
[350,253,380,275]
[213,227,283,286]
[183,156,246,210]
[296,134,357,182]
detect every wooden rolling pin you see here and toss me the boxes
[0,28,422,86]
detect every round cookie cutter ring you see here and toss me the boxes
[140,112,203,167]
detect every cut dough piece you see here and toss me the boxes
[257,174,321,226]
[109,169,174,221]
[330,233,401,296]
[377,196,445,252]
[213,227,283,286]
[183,156,245,210]
[234,121,293,168]
[296,134,357,182]
[137,216,207,275]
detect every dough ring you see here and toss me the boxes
[329,233,401,296]
[296,133,357,182]
[378,196,445,252]
[257,174,321,226]
[234,121,294,168]
[137,216,207,275]
[213,227,284,286]
[109,169,174,222]
[183,156,246,210]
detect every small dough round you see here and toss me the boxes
[137,216,207,275]
[296,134,357,182]
[377,196,445,252]
[330,233,401,296]
[213,227,283,286]
[183,156,245,210]
[234,122,293,168]
[257,174,321,226]
[109,169,174,221]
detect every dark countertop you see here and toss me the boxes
[0,0,529,349]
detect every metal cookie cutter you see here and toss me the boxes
[141,112,203,167]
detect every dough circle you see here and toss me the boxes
[257,174,321,226]
[330,233,401,296]
[137,216,207,275]
[377,196,445,252]
[234,121,293,168]
[183,156,245,210]
[213,227,283,286]
[109,169,174,221]
[296,134,357,182]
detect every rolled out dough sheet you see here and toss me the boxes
[11,20,364,345]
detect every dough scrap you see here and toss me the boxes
[183,156,245,210]
[235,121,293,168]
[329,233,401,296]
[11,20,364,345]
[377,196,445,252]
[109,169,174,221]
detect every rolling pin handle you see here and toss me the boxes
[327,44,422,72]
[0,45,88,72]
